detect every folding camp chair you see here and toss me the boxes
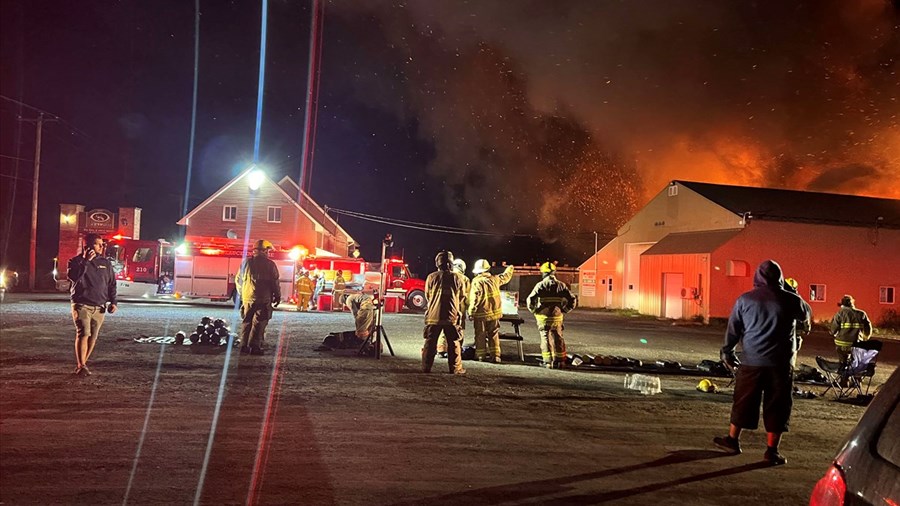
[816,340,881,399]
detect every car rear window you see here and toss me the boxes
[877,400,900,466]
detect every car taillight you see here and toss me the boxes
[809,465,846,506]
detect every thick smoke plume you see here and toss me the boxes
[331,0,899,244]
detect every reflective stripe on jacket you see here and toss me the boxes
[468,266,514,320]
[424,270,468,325]
[830,306,872,347]
[526,275,576,327]
[296,276,313,296]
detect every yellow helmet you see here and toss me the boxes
[696,378,718,393]
[254,239,274,251]
[785,277,798,290]
[472,259,491,274]
[540,262,556,274]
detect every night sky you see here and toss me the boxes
[1,0,898,284]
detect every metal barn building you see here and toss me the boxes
[578,181,900,325]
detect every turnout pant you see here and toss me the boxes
[473,318,501,360]
[539,323,567,367]
[423,324,463,373]
[296,293,311,311]
[241,302,272,350]
[438,317,465,353]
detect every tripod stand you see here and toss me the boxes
[358,298,395,358]
[357,233,396,359]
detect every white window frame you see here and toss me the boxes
[267,206,282,224]
[222,205,237,222]
[809,283,826,302]
[668,185,678,196]
[880,286,895,304]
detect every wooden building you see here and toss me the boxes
[177,168,356,257]
[579,181,900,325]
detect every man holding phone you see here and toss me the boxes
[67,233,118,376]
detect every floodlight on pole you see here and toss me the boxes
[247,168,265,191]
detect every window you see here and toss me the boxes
[131,247,152,263]
[267,206,282,223]
[809,284,826,302]
[880,286,895,304]
[667,184,678,196]
[222,205,237,221]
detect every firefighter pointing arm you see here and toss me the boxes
[468,260,514,363]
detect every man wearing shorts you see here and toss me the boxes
[67,233,118,376]
[714,259,810,466]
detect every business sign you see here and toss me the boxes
[82,209,116,233]
[581,270,597,297]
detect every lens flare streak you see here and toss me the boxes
[122,329,169,506]
[247,321,289,505]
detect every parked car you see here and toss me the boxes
[809,367,900,505]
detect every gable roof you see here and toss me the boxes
[276,176,356,244]
[678,180,900,229]
[642,229,742,256]
[176,168,320,229]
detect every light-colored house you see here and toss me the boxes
[579,180,900,324]
[177,168,356,257]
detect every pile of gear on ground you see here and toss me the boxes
[177,316,238,346]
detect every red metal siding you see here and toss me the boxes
[711,221,900,323]
[639,253,709,320]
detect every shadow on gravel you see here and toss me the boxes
[392,449,746,506]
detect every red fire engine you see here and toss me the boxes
[95,237,428,310]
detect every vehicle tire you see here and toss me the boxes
[406,289,427,311]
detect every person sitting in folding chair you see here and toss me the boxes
[816,340,882,399]
[830,294,873,367]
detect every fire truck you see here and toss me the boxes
[303,256,427,310]
[93,237,428,309]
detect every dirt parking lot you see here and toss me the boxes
[1,295,896,505]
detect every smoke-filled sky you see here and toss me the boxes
[1,0,898,279]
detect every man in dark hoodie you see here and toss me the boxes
[67,233,118,376]
[713,260,811,466]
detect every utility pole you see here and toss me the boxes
[20,113,56,291]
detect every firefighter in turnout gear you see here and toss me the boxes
[830,294,873,365]
[235,239,281,355]
[527,262,577,369]
[783,277,812,368]
[438,258,470,357]
[468,260,514,363]
[422,250,469,374]
[295,271,313,311]
[332,270,346,311]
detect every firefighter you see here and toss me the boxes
[468,259,514,363]
[332,269,346,311]
[344,290,377,338]
[526,262,577,369]
[438,258,470,357]
[235,239,281,355]
[295,271,313,311]
[422,250,468,374]
[830,294,873,365]
[784,278,812,367]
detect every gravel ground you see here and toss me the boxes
[1,294,896,505]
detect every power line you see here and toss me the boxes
[0,154,34,164]
[326,207,537,237]
[0,95,90,140]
